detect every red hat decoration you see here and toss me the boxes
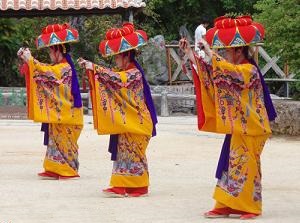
[206,15,265,49]
[99,23,148,57]
[36,23,79,49]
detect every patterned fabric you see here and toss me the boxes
[193,54,271,135]
[43,123,82,177]
[87,64,153,187]
[21,53,83,177]
[0,0,146,10]
[110,133,150,187]
[88,66,153,136]
[192,54,272,214]
[26,57,83,125]
[214,134,269,214]
[206,15,265,49]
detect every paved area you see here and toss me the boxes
[0,116,300,223]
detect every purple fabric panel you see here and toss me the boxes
[108,134,118,160]
[215,134,231,179]
[41,123,49,146]
[249,58,277,121]
[132,58,158,136]
[215,60,277,179]
[108,56,158,161]
[65,53,82,108]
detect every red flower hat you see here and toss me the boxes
[206,15,265,49]
[99,23,148,57]
[36,23,79,49]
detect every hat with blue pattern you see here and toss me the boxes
[99,23,147,57]
[36,23,79,49]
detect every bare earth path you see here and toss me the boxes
[0,116,299,223]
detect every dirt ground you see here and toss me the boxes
[0,116,300,223]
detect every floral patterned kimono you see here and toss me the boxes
[192,54,273,214]
[25,58,83,177]
[87,65,154,188]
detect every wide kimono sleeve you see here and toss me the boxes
[191,54,217,132]
[25,57,83,125]
[193,54,271,136]
[88,65,153,136]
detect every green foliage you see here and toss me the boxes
[221,0,259,14]
[0,19,21,86]
[71,15,122,63]
[139,0,261,41]
[254,0,299,74]
[137,0,224,42]
[0,17,63,86]
[254,0,300,99]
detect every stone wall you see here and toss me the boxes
[271,100,300,136]
[151,84,195,115]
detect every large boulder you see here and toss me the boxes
[271,100,300,135]
[139,35,168,85]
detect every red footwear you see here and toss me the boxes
[38,171,59,180]
[58,175,80,180]
[228,208,260,219]
[204,208,230,218]
[240,213,260,220]
[126,187,148,197]
[102,187,127,198]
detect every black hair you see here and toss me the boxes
[201,16,210,25]
[235,46,252,60]
[119,49,136,62]
[50,43,70,55]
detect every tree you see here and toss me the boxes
[137,0,224,42]
[254,0,299,73]
[0,19,21,86]
[254,0,300,98]
[221,0,259,15]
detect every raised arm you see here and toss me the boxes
[179,37,213,65]
[179,38,196,65]
[17,47,62,73]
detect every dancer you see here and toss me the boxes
[179,15,276,219]
[18,23,83,180]
[78,23,157,197]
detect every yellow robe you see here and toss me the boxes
[26,57,83,176]
[27,58,83,125]
[193,54,271,214]
[88,65,153,187]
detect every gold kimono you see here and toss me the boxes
[193,54,271,214]
[88,65,153,187]
[26,58,83,176]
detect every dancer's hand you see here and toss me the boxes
[17,47,32,62]
[197,38,212,59]
[179,38,195,64]
[77,58,93,70]
[179,38,192,55]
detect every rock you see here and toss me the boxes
[139,35,168,85]
[179,24,193,42]
[271,100,300,136]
